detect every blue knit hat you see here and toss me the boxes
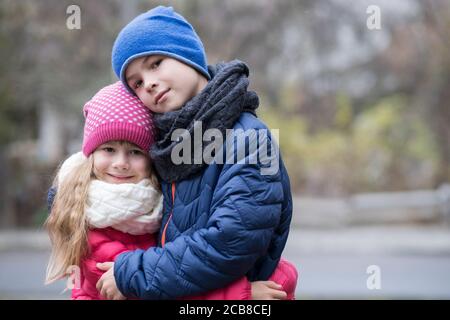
[112,6,210,93]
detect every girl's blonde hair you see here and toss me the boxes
[44,141,159,284]
[44,155,94,284]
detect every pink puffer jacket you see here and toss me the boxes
[72,228,298,300]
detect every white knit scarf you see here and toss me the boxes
[86,179,163,235]
[58,152,163,235]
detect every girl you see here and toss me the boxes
[45,81,294,300]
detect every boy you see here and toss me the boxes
[97,6,295,300]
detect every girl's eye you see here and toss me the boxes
[103,147,115,153]
[130,149,143,155]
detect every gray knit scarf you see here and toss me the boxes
[150,60,259,182]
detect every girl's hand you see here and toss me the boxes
[251,280,288,300]
[96,262,126,300]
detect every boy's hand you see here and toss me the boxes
[96,262,126,300]
[251,280,288,300]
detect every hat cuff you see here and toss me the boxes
[119,51,211,94]
[82,122,152,156]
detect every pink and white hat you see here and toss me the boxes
[82,81,155,156]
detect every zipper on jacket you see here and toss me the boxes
[161,182,175,247]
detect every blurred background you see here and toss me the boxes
[0,0,449,299]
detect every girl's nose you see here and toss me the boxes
[112,153,129,170]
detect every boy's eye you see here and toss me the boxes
[149,59,162,70]
[133,80,143,90]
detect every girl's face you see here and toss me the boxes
[92,141,150,184]
[125,55,208,113]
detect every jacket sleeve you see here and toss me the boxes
[267,258,298,300]
[47,187,56,212]
[114,129,285,299]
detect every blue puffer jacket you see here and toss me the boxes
[114,112,293,299]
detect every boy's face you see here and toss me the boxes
[92,141,150,184]
[125,55,208,113]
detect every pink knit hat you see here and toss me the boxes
[82,81,155,156]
